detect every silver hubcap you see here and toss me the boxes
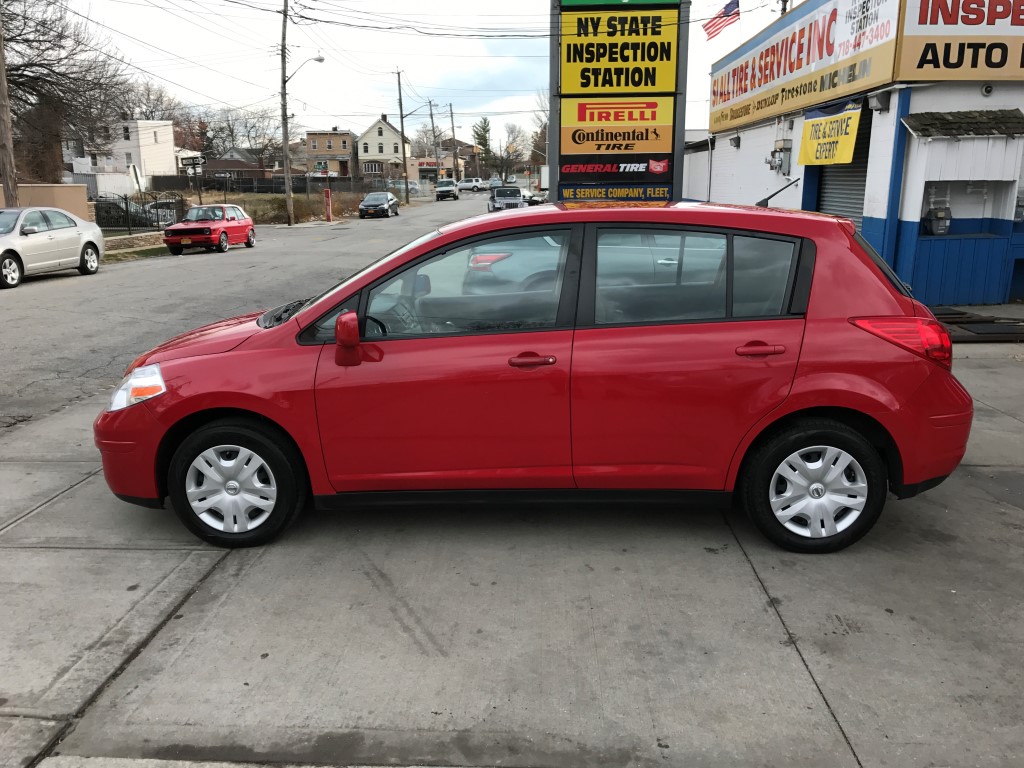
[247,231,254,244]
[2,258,18,283]
[185,445,277,534]
[84,249,98,270]
[769,445,868,539]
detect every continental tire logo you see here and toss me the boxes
[570,128,662,144]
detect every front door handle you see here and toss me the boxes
[509,353,557,368]
[736,343,786,357]
[656,258,678,266]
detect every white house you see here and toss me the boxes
[63,119,177,188]
[356,114,411,179]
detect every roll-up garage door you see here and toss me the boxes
[817,107,872,230]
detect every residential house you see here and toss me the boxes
[356,114,411,180]
[63,119,176,179]
[305,128,354,177]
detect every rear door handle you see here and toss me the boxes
[509,353,557,368]
[736,344,786,357]
[656,258,678,266]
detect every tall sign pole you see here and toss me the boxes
[548,1,561,197]
[554,0,686,205]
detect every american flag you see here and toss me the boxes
[703,0,740,40]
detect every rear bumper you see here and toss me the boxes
[897,372,973,486]
[94,404,165,502]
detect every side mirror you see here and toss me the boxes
[334,311,361,367]
[21,226,38,236]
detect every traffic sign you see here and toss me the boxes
[213,172,231,179]
[180,156,207,167]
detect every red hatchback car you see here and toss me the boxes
[163,204,256,255]
[96,204,972,552]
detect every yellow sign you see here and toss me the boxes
[897,1,1024,80]
[709,0,900,131]
[561,10,678,95]
[798,103,862,165]
[560,96,674,155]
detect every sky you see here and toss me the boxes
[66,0,787,145]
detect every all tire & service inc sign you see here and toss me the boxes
[553,0,689,204]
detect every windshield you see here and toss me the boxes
[0,210,19,235]
[495,188,521,198]
[437,180,454,187]
[363,193,387,203]
[184,206,223,222]
[260,229,443,329]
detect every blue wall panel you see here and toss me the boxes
[861,216,886,260]
[910,233,1009,305]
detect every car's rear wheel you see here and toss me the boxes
[245,229,256,248]
[216,232,229,253]
[78,244,100,275]
[742,419,886,553]
[1,252,23,288]
[472,186,479,192]
[168,419,305,547]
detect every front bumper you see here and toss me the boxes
[359,208,389,217]
[164,235,217,247]
[94,403,165,504]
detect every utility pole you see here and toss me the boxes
[448,103,459,183]
[397,71,410,205]
[280,0,294,225]
[428,100,440,181]
[0,20,19,207]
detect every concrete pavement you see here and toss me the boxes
[1,198,1022,767]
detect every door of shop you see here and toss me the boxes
[817,107,872,230]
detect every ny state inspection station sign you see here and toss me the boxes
[556,1,684,204]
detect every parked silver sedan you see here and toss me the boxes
[0,207,105,289]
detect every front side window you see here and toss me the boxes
[365,231,571,339]
[22,211,50,232]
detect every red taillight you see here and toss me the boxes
[469,253,512,272]
[851,317,952,369]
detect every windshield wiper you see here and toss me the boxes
[259,298,308,328]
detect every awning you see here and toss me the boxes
[903,109,1024,139]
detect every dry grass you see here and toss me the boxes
[182,192,364,224]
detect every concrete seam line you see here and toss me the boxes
[0,545,214,552]
[0,468,102,537]
[26,550,232,768]
[722,511,865,768]
[971,397,1024,427]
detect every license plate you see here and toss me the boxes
[181,238,192,245]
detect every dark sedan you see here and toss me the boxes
[359,192,399,219]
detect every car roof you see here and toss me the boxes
[437,202,852,239]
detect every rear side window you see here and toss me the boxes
[592,228,798,325]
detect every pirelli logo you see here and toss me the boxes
[576,100,660,123]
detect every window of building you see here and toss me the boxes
[363,143,369,153]
[311,139,318,150]
[342,140,347,149]
[363,161,383,174]
[153,131,159,143]
[125,152,133,166]
[377,127,383,136]
[90,153,98,166]
[327,139,333,150]
[393,143,399,153]
[122,126,130,141]
[101,126,111,141]
[378,143,384,153]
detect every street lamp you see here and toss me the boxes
[280,54,324,226]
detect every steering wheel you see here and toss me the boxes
[388,298,422,333]
[364,315,388,336]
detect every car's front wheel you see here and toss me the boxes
[78,244,100,275]
[1,252,23,288]
[168,247,183,256]
[216,232,229,253]
[168,419,306,547]
[742,418,886,553]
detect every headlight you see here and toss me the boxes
[108,364,167,412]
[203,227,211,235]
[164,230,172,237]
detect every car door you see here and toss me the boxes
[313,225,582,492]
[16,211,59,273]
[41,210,82,265]
[570,224,808,490]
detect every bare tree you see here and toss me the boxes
[493,123,527,183]
[411,122,448,157]
[531,90,549,166]
[3,0,129,181]
[123,81,184,121]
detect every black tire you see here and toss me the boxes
[472,186,479,192]
[359,212,366,219]
[384,207,391,218]
[394,206,399,216]
[216,232,229,253]
[167,419,307,548]
[244,229,256,248]
[1,252,23,288]
[78,243,100,275]
[741,418,887,553]
[169,247,183,256]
